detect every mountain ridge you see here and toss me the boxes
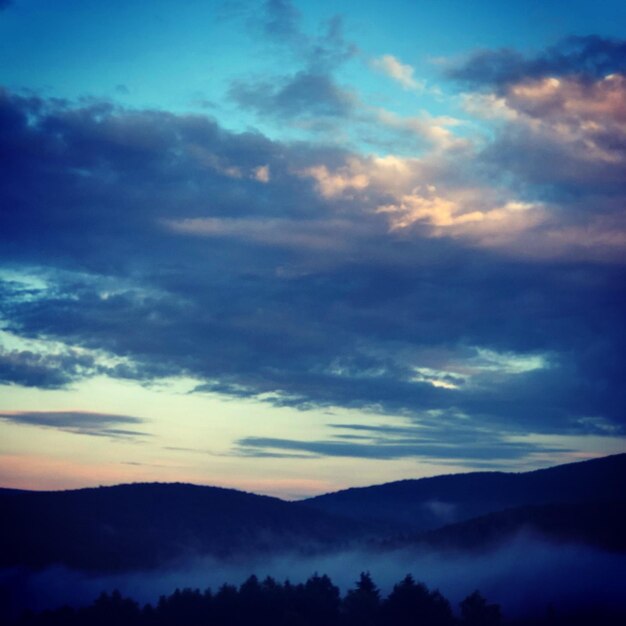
[301,452,626,531]
[1,453,625,573]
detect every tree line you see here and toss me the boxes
[11,572,624,626]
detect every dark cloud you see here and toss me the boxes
[0,86,625,460]
[449,36,626,89]
[262,0,301,42]
[0,349,97,389]
[230,70,355,119]
[229,0,356,124]
[0,411,148,439]
[235,431,562,462]
[258,0,355,71]
[236,448,318,459]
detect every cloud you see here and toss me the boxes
[235,430,563,461]
[230,70,355,119]
[376,187,545,240]
[229,1,356,127]
[1,83,625,463]
[261,0,301,42]
[253,165,271,183]
[369,108,465,151]
[257,1,355,71]
[164,216,369,251]
[442,41,626,263]
[0,411,148,439]
[372,55,422,90]
[0,348,97,389]
[477,73,626,192]
[299,162,370,198]
[448,36,626,89]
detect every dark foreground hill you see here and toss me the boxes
[303,453,626,532]
[0,483,368,572]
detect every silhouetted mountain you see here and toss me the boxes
[2,454,625,574]
[0,483,370,572]
[302,454,626,532]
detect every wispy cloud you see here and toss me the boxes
[235,426,565,462]
[230,70,356,120]
[0,411,149,439]
[372,54,422,90]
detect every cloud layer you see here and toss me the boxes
[1,32,626,464]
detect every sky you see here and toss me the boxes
[1,0,626,499]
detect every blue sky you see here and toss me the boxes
[1,0,625,498]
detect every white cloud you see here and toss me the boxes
[372,54,422,90]
[299,162,370,198]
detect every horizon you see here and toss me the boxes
[1,0,626,500]
[1,451,622,500]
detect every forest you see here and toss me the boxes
[9,571,626,626]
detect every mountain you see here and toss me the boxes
[2,454,625,573]
[0,482,368,572]
[302,453,626,532]
[379,500,626,554]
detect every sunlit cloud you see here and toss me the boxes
[372,54,423,90]
[299,162,370,198]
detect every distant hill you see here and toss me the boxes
[2,454,625,573]
[0,483,368,572]
[379,500,626,554]
[302,453,626,532]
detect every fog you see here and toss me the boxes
[3,534,626,620]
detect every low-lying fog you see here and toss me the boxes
[3,533,626,619]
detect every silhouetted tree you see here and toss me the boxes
[213,583,238,626]
[80,590,140,626]
[460,590,501,626]
[11,572,554,626]
[383,575,454,626]
[299,574,341,626]
[342,572,381,626]
[154,587,209,626]
[236,574,286,626]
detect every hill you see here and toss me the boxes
[379,500,626,554]
[302,453,626,532]
[2,454,625,573]
[0,482,367,571]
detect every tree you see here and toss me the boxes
[460,591,501,626]
[383,575,454,626]
[299,574,341,626]
[342,572,381,626]
[82,590,140,626]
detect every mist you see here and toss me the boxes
[3,534,626,621]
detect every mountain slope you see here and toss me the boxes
[302,453,626,532]
[0,482,367,572]
[378,500,626,554]
[3,454,625,573]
